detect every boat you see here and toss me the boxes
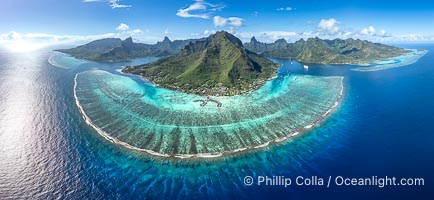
[303,65,309,70]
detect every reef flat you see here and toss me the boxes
[352,49,428,72]
[74,70,344,158]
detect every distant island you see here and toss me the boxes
[123,31,279,96]
[56,36,203,62]
[57,32,409,65]
[244,37,410,64]
[58,31,411,96]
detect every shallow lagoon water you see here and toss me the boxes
[0,44,433,199]
[74,69,343,157]
[48,51,88,69]
[352,49,427,72]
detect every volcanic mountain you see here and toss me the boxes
[122,31,279,96]
[244,36,409,64]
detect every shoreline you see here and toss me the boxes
[48,51,88,69]
[121,65,281,99]
[74,71,345,159]
[48,53,70,69]
[352,49,428,72]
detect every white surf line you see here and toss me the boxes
[253,142,270,149]
[48,54,69,69]
[352,49,428,72]
[304,125,313,129]
[74,72,345,159]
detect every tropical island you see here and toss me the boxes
[59,31,411,96]
[123,31,279,96]
[244,36,410,64]
[56,36,203,62]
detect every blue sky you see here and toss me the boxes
[1,0,434,50]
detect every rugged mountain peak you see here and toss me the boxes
[209,31,243,47]
[250,37,258,43]
[275,38,287,44]
[306,37,321,42]
[162,36,171,43]
[123,31,279,96]
[123,37,133,44]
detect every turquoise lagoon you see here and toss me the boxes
[71,47,427,158]
[352,49,427,72]
[1,45,432,199]
[48,51,88,69]
[74,70,343,158]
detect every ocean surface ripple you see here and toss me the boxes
[0,45,433,199]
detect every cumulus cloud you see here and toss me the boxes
[276,7,293,11]
[318,18,340,34]
[213,16,243,27]
[259,31,297,40]
[190,29,217,37]
[82,0,131,9]
[116,23,130,31]
[176,0,224,19]
[0,29,154,52]
[360,26,375,35]
[360,26,390,37]
[237,31,298,42]
[132,29,143,34]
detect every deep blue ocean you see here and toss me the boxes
[0,44,433,199]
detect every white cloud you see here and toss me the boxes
[108,0,131,9]
[0,29,154,52]
[82,0,131,9]
[191,29,217,37]
[342,31,353,37]
[237,31,298,42]
[204,29,217,35]
[132,29,143,34]
[318,18,340,34]
[360,26,390,37]
[360,26,375,36]
[164,28,170,35]
[395,34,428,42]
[260,31,297,40]
[213,16,243,27]
[276,7,293,11]
[116,23,130,31]
[213,16,226,27]
[176,0,224,19]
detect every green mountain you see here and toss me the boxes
[245,37,409,64]
[55,38,123,60]
[123,31,279,96]
[56,37,202,62]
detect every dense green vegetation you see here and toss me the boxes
[60,31,409,96]
[123,31,279,96]
[56,37,202,62]
[244,37,409,64]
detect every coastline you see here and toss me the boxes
[48,52,73,69]
[121,64,281,98]
[48,51,88,69]
[74,71,345,159]
[352,49,428,72]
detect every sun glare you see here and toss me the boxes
[3,41,47,52]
